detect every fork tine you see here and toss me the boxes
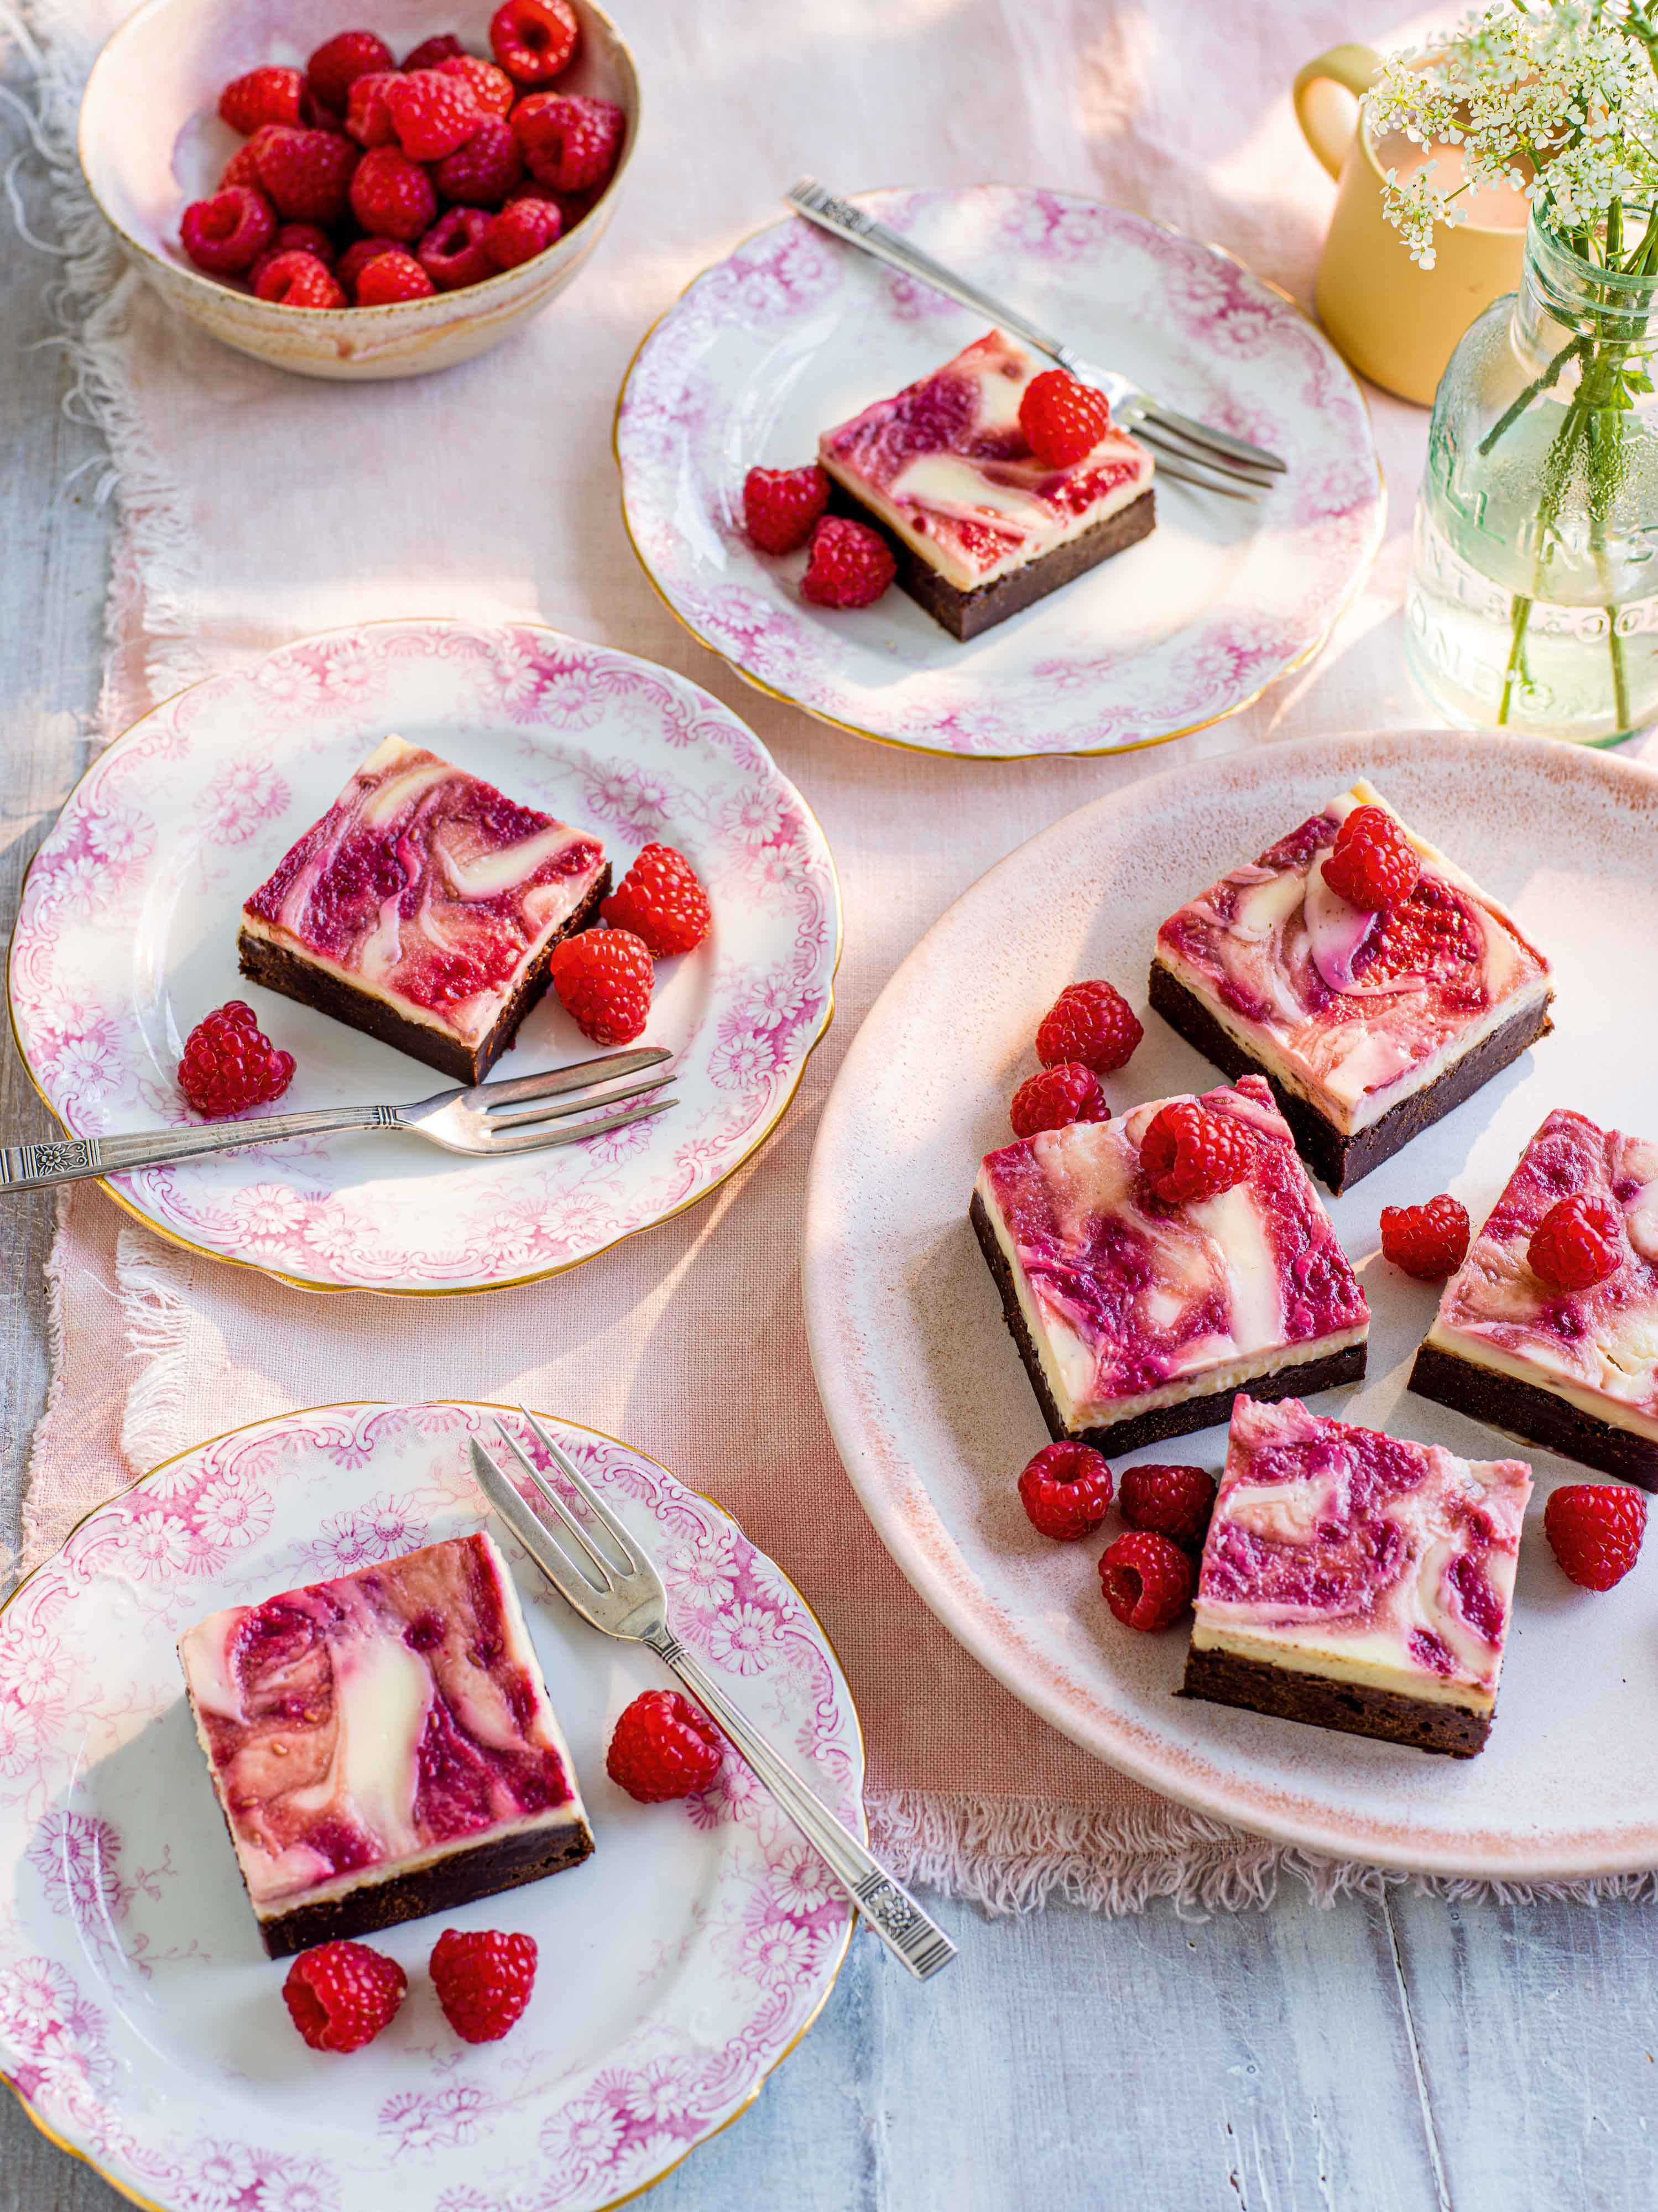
[471,1436,614,1602]
[1144,400,1286,474]
[517,1408,653,1575]
[1137,439,1258,503]
[492,1421,619,1589]
[470,1046,672,1110]
[486,1073,674,1133]
[1136,413,1278,487]
[483,1100,674,1155]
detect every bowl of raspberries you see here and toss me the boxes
[77,0,637,379]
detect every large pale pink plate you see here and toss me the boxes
[616,186,1382,759]
[0,1401,862,2211]
[7,619,840,1294]
[804,730,1658,1877]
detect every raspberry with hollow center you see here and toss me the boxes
[491,0,580,84]
[1010,1061,1107,1139]
[345,70,403,147]
[435,117,524,207]
[550,927,654,1046]
[743,464,831,555]
[486,195,564,268]
[282,1941,406,2053]
[512,91,624,192]
[607,1689,723,1802]
[439,53,518,117]
[1099,1530,1194,1631]
[355,248,436,303]
[430,1928,538,2043]
[1035,979,1142,1076]
[1140,1100,1252,1204]
[219,65,304,135]
[1380,1194,1471,1280]
[800,515,895,609]
[253,125,359,224]
[350,145,439,241]
[1321,804,1421,912]
[180,186,275,275]
[1529,1192,1623,1292]
[178,1003,296,1118]
[255,249,347,307]
[1018,1441,1113,1541]
[402,32,466,70]
[602,844,712,956]
[1119,1463,1217,1548]
[305,29,394,116]
[387,67,485,160]
[1019,369,1112,467]
[1544,1483,1647,1590]
[418,206,497,290]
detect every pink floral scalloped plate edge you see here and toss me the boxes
[0,1401,863,2212]
[616,185,1383,759]
[6,619,840,1294]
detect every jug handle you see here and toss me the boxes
[1292,44,1382,180]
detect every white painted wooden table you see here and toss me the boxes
[2,53,1656,2212]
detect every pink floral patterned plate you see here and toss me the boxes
[616,186,1383,759]
[0,1401,863,2211]
[7,620,840,1294]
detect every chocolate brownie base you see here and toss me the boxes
[1180,1642,1491,1756]
[970,1191,1366,1453]
[237,865,611,1086]
[825,478,1156,642]
[1147,958,1554,1194]
[1410,1340,1658,1490]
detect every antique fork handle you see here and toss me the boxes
[0,1105,402,1192]
[648,1626,956,1980]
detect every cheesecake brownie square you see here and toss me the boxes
[1149,779,1553,1192]
[179,1531,595,1957]
[817,328,1155,641]
[971,1074,1368,1455]
[1182,1395,1532,1757]
[239,735,611,1086]
[1412,1108,1658,1489]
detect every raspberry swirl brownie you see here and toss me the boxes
[817,329,1155,640]
[239,734,610,1084]
[1412,1108,1658,1489]
[971,1076,1368,1454]
[179,1531,594,1958]
[1182,1396,1531,1756]
[1149,779,1553,1191]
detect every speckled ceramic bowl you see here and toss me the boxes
[77,0,638,380]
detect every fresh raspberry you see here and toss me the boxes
[485,194,563,268]
[1321,804,1421,912]
[350,145,438,241]
[305,29,394,116]
[1035,980,1143,1077]
[550,928,654,1046]
[401,32,466,71]
[1380,1194,1471,1280]
[282,1941,406,2053]
[1544,1483,1647,1590]
[179,186,275,275]
[418,206,496,290]
[354,248,436,303]
[178,1003,295,1117]
[220,139,267,190]
[430,1928,538,2043]
[1139,1100,1252,1204]
[602,844,711,956]
[338,234,400,290]
[345,70,403,147]
[1529,1193,1623,1293]
[1119,1463,1217,1547]
[1009,1061,1107,1139]
[1018,369,1112,467]
[270,221,335,265]
[1099,1530,1195,1631]
[254,249,347,307]
[1017,1441,1113,1541]
[512,91,623,191]
[253,126,359,224]
[218,66,303,135]
[491,0,580,85]
[434,117,523,206]
[387,67,484,160]
[742,463,830,555]
[800,515,895,608]
[606,1689,722,1802]
[439,53,517,117]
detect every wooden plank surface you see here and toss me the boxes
[3,41,1657,2212]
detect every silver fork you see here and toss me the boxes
[0,1047,675,1192]
[471,1413,958,1983]
[786,178,1285,499]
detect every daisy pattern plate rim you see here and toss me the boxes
[0,1399,866,2212]
[614,184,1384,761]
[6,617,842,1297]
